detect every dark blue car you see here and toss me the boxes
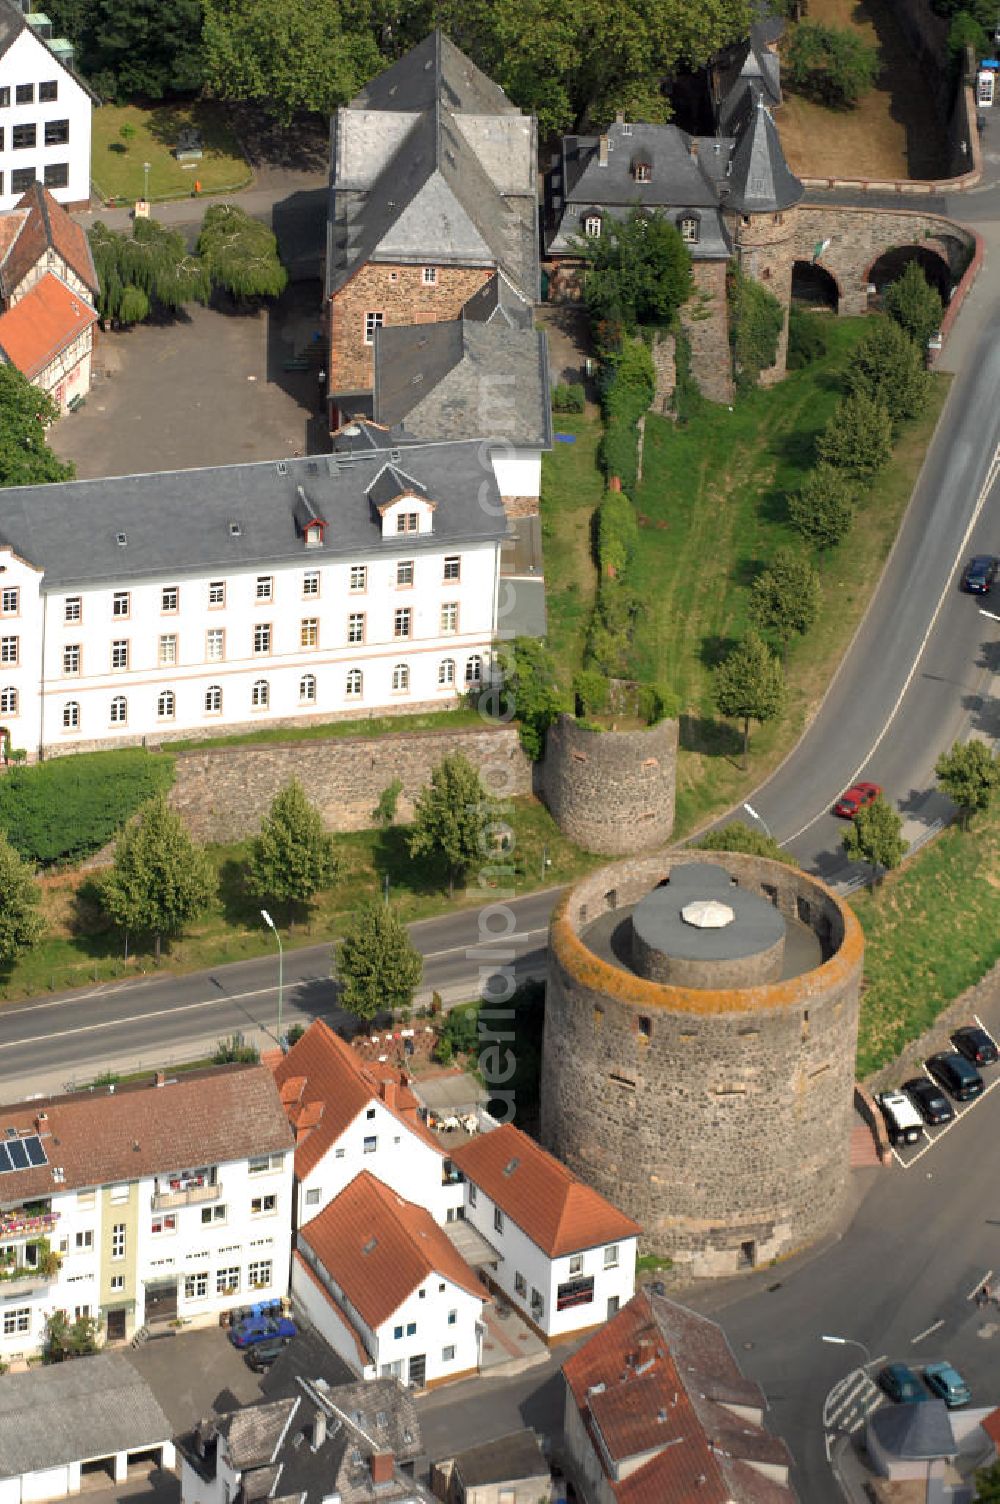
[228,1315,296,1349]
[878,1363,928,1404]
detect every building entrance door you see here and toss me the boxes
[407,1354,426,1389]
[106,1308,127,1342]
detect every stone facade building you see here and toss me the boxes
[540,850,864,1276]
[541,714,678,855]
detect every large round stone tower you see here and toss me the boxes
[540,850,864,1277]
[541,714,678,856]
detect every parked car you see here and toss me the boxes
[903,1076,954,1126]
[878,1362,928,1404]
[923,1362,971,1408]
[925,1052,984,1102]
[228,1315,296,1349]
[961,555,998,594]
[951,1025,998,1066]
[876,1091,924,1146]
[244,1335,286,1370]
[833,781,882,819]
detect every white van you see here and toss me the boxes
[877,1091,924,1146]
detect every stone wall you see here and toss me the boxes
[794,206,976,317]
[541,714,678,855]
[540,851,864,1276]
[678,260,733,405]
[730,209,798,385]
[167,725,533,842]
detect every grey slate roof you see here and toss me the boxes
[461,270,533,329]
[373,318,552,449]
[0,442,506,591]
[0,1354,171,1477]
[451,1430,548,1488]
[725,88,803,213]
[350,29,515,117]
[221,1399,298,1470]
[867,1399,957,1461]
[717,32,782,134]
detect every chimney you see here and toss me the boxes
[615,110,625,124]
[154,1071,165,1087]
[598,134,609,167]
[689,138,699,158]
[636,1337,655,1372]
[312,1409,327,1450]
[370,1453,394,1485]
[381,1080,397,1110]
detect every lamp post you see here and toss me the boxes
[260,909,284,1049]
[822,1333,872,1368]
[143,161,150,201]
[743,801,773,840]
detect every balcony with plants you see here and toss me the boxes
[0,1236,61,1295]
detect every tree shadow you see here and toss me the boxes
[757,485,791,527]
[67,879,123,960]
[217,855,259,929]
[678,713,744,760]
[730,555,766,590]
[772,424,822,473]
[698,632,740,670]
[143,101,249,160]
[373,825,448,899]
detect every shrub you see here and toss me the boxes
[552,382,585,412]
[597,488,640,578]
[787,308,829,369]
[638,682,680,724]
[599,417,639,491]
[373,777,403,827]
[947,9,988,56]
[0,750,174,866]
[816,391,893,479]
[573,668,610,717]
[728,261,784,391]
[884,261,944,353]
[847,317,930,431]
[786,22,879,108]
[213,1034,260,1064]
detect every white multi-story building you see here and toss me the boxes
[274,1020,464,1229]
[452,1123,640,1341]
[0,440,506,758]
[0,2,95,212]
[0,1063,294,1359]
[292,1171,485,1389]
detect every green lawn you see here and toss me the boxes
[171,706,485,753]
[91,102,252,204]
[853,806,1000,1077]
[2,798,604,1002]
[540,415,604,674]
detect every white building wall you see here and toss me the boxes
[8,253,93,306]
[0,1182,98,1364]
[0,30,91,211]
[0,1476,20,1504]
[298,1101,447,1227]
[0,548,44,761]
[488,448,541,504]
[20,1468,69,1503]
[291,1256,375,1379]
[35,540,499,756]
[370,1271,482,1387]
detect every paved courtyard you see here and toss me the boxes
[49,280,328,481]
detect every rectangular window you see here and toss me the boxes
[363,1136,377,1154]
[347,612,364,644]
[0,636,18,665]
[39,81,57,102]
[248,1259,272,1287]
[440,603,458,634]
[468,1184,477,1207]
[0,88,9,108]
[447,1308,457,1325]
[364,311,384,344]
[514,1270,526,1296]
[443,556,460,581]
[305,1188,321,1206]
[396,511,419,533]
[11,168,35,193]
[44,159,68,188]
[200,1204,226,1224]
[110,1274,124,1292]
[206,629,224,662]
[301,617,319,648]
[11,123,35,150]
[396,560,414,587]
[303,570,319,597]
[494,1207,504,1234]
[350,565,367,591]
[604,1244,620,1269]
[111,640,128,670]
[14,84,33,106]
[208,580,225,606]
[184,1272,208,1300]
[74,1305,91,1321]
[65,597,81,623]
[442,1344,455,1361]
[569,1253,583,1275]
[111,1223,126,1260]
[216,1267,240,1294]
[77,1190,95,1209]
[158,635,177,667]
[393,1324,403,1340]
[74,1230,93,1250]
[256,575,273,601]
[2,1307,29,1335]
[112,591,129,617]
[254,623,271,654]
[393,608,411,639]
[406,1321,416,1336]
[110,1183,129,1203]
[161,585,178,612]
[1,588,18,614]
[62,644,81,675]
[250,1194,277,1215]
[422,266,437,285]
[150,1215,176,1235]
[43,119,69,146]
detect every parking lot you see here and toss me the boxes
[879,1013,1000,1168]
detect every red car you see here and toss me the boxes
[833,781,882,818]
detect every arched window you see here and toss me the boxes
[252,679,269,709]
[63,701,79,730]
[438,658,456,687]
[392,663,410,692]
[679,214,699,244]
[346,668,362,698]
[464,654,483,686]
[0,687,17,714]
[299,673,316,703]
[110,695,127,725]
[584,214,602,237]
[157,689,175,719]
[205,685,222,713]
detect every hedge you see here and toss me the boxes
[0,749,175,866]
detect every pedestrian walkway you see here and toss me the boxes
[849,1121,883,1169]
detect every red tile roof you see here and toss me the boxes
[983,1407,1000,1446]
[0,272,96,380]
[563,1292,796,1504]
[0,183,98,299]
[0,1064,293,1202]
[299,1170,484,1330]
[450,1123,640,1257]
[272,1020,442,1177]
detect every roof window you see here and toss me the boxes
[502,1157,520,1176]
[116,531,127,547]
[229,521,242,538]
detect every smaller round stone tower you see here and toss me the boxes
[541,713,678,855]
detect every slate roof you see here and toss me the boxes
[0,1064,292,1202]
[299,1170,484,1329]
[725,88,803,214]
[716,28,782,135]
[563,1291,797,1504]
[450,1123,640,1258]
[867,1399,957,1460]
[0,440,506,591]
[273,1019,443,1179]
[0,1,100,102]
[0,271,96,379]
[0,1354,171,1476]
[373,318,552,449]
[461,270,534,328]
[451,1430,549,1488]
[221,1399,298,1470]
[327,31,537,300]
[0,181,99,301]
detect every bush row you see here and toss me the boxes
[0,750,175,866]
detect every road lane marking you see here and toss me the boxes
[419,927,549,960]
[968,1270,993,1301]
[781,442,1000,846]
[892,1074,1000,1168]
[911,1319,945,1345]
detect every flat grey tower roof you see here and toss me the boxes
[630,861,785,963]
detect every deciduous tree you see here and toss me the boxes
[246,779,338,911]
[335,900,422,1020]
[935,739,1000,827]
[787,464,856,557]
[408,753,502,896]
[491,638,563,761]
[884,261,944,353]
[841,794,907,883]
[847,317,930,431]
[0,831,43,968]
[816,391,893,480]
[786,22,879,107]
[46,0,207,101]
[583,211,693,338]
[197,204,288,300]
[748,546,820,659]
[696,820,799,865]
[102,794,213,960]
[0,367,73,488]
[713,630,785,769]
[89,219,211,326]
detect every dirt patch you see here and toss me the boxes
[776,0,950,181]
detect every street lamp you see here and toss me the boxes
[260,909,284,1049]
[143,160,150,201]
[743,801,773,839]
[822,1333,873,1368]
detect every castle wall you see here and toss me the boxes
[540,851,864,1276]
[793,206,976,317]
[541,714,678,856]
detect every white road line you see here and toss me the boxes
[420,927,549,960]
[0,985,280,1051]
[911,1319,945,1345]
[893,1074,1000,1167]
[973,1013,998,1049]
[782,444,1000,846]
[824,1434,832,1463]
[969,1270,993,1301]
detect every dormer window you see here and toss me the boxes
[584,214,602,238]
[633,161,651,182]
[304,523,323,548]
[680,215,700,244]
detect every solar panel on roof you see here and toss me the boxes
[7,1139,28,1169]
[25,1137,46,1167]
[0,1144,12,1173]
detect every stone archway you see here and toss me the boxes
[791,260,840,312]
[865,244,951,301]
